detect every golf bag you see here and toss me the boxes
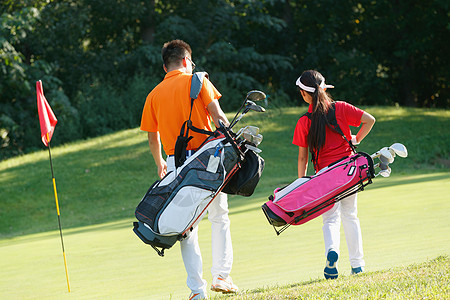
[262,152,375,235]
[134,126,264,256]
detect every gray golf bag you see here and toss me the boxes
[133,126,264,256]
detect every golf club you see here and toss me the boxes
[371,143,408,177]
[373,150,393,175]
[230,102,266,128]
[242,132,263,146]
[236,125,260,138]
[246,100,266,112]
[378,166,391,177]
[246,90,267,102]
[371,147,394,162]
[244,144,262,153]
[229,90,266,128]
[236,126,263,147]
[388,143,408,158]
[381,147,395,163]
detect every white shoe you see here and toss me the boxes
[211,275,238,294]
[188,291,207,300]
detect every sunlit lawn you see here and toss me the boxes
[0,106,448,299]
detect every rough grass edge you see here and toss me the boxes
[217,255,449,299]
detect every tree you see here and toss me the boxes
[0,0,448,160]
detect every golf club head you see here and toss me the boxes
[244,144,262,153]
[230,90,266,128]
[239,125,259,136]
[242,132,263,146]
[378,156,392,169]
[378,166,391,177]
[238,126,262,146]
[379,147,394,163]
[246,90,266,102]
[388,143,408,158]
[246,100,266,112]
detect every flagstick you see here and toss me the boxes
[47,133,71,293]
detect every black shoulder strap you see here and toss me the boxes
[325,102,356,152]
[174,72,213,167]
[302,102,356,171]
[301,110,311,120]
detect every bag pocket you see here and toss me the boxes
[158,186,213,234]
[174,134,193,168]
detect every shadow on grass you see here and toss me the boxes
[0,219,134,247]
[226,171,450,215]
[1,107,449,240]
[2,170,447,249]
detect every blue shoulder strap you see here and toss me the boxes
[190,72,208,100]
[185,72,215,137]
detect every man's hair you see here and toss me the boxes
[161,40,192,68]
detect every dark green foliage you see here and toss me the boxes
[0,0,448,160]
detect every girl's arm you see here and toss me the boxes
[355,111,376,144]
[298,146,309,177]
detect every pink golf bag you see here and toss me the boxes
[262,152,375,235]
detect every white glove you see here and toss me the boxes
[351,135,360,145]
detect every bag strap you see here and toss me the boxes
[183,72,215,137]
[174,73,210,167]
[190,72,207,100]
[302,102,356,170]
[325,102,356,152]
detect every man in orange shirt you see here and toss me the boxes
[140,40,238,299]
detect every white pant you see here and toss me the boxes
[166,156,233,295]
[322,193,365,268]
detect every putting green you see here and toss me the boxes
[0,172,448,299]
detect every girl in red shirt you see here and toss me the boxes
[293,70,375,279]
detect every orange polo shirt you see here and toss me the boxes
[140,70,222,155]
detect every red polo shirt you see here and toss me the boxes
[293,101,364,171]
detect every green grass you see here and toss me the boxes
[221,256,450,299]
[0,171,448,299]
[1,106,448,237]
[0,106,449,299]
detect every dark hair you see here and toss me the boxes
[298,70,333,163]
[161,39,192,68]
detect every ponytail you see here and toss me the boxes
[307,86,331,154]
[296,70,334,168]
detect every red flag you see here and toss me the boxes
[36,80,58,146]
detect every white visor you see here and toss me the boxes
[296,77,334,92]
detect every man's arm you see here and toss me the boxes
[147,131,167,179]
[207,99,230,127]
